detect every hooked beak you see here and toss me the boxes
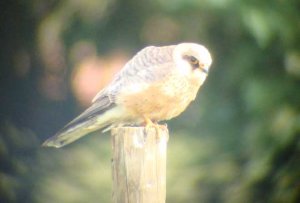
[199,64,208,74]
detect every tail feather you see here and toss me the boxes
[42,101,119,148]
[42,118,109,148]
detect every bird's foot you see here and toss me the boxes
[143,117,168,141]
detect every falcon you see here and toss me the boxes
[43,43,212,148]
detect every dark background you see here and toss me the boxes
[0,0,299,202]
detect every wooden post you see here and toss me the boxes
[111,126,169,203]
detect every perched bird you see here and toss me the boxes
[43,43,212,148]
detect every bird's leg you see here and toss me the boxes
[143,116,156,130]
[143,117,167,141]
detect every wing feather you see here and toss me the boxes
[61,95,115,131]
[92,45,175,103]
[42,95,116,148]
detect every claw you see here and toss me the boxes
[143,117,168,141]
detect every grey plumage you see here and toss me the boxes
[93,45,175,101]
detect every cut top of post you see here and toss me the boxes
[111,126,169,203]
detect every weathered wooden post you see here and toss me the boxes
[111,126,169,203]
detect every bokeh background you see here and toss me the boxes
[0,0,300,202]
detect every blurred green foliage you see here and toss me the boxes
[0,0,299,202]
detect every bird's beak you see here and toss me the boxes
[199,64,208,74]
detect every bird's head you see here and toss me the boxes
[173,43,212,82]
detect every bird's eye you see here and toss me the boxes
[182,55,208,73]
[183,55,199,69]
[189,56,199,66]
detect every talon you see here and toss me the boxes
[143,117,167,141]
[143,117,155,128]
[143,117,157,134]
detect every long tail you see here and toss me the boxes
[42,102,120,148]
[42,119,106,148]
